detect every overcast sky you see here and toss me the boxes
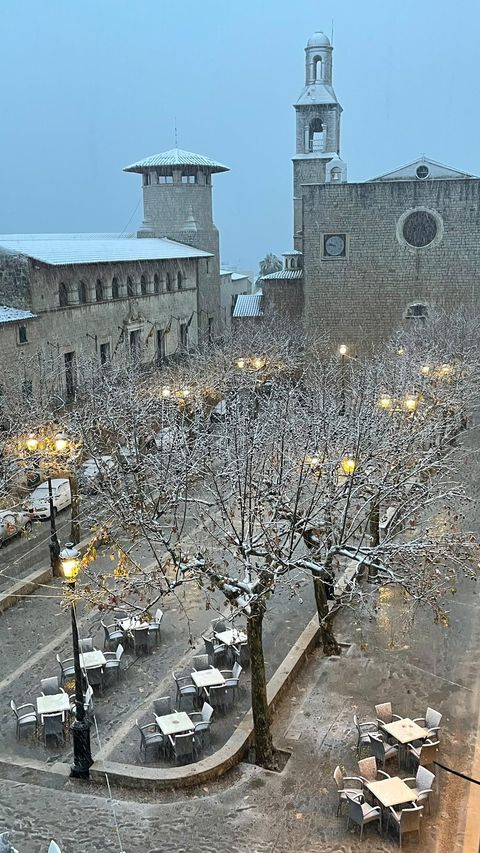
[0,0,477,273]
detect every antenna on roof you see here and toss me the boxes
[174,118,178,148]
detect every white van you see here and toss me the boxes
[23,478,71,520]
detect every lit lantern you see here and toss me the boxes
[339,344,348,356]
[25,433,39,453]
[341,455,357,475]
[161,386,171,398]
[420,365,430,376]
[54,432,69,453]
[403,395,418,413]
[236,358,245,369]
[60,543,81,582]
[378,394,393,410]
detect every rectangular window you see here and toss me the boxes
[231,294,237,315]
[22,379,33,399]
[156,329,166,365]
[64,351,75,402]
[129,329,141,360]
[206,259,210,274]
[208,317,214,343]
[180,323,188,351]
[18,325,28,344]
[100,342,111,366]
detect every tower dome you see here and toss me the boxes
[306,31,330,48]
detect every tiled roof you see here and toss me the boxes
[233,293,263,318]
[0,306,36,325]
[124,147,229,174]
[0,236,212,266]
[261,269,303,280]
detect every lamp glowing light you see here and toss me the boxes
[403,395,418,413]
[236,358,245,370]
[54,433,69,453]
[339,344,348,356]
[161,386,171,398]
[378,394,393,410]
[25,433,39,453]
[60,543,81,582]
[340,455,357,475]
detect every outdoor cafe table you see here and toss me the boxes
[191,668,225,690]
[36,692,70,721]
[79,650,106,671]
[382,718,429,745]
[118,617,150,632]
[214,628,247,646]
[365,776,416,809]
[155,711,194,737]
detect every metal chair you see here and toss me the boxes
[153,696,172,717]
[345,792,382,840]
[407,738,439,769]
[413,707,442,739]
[79,638,94,653]
[101,620,124,651]
[233,642,250,668]
[404,766,435,814]
[369,733,398,769]
[148,609,163,645]
[388,804,423,848]
[203,636,227,667]
[173,671,197,710]
[333,766,363,816]
[86,665,104,694]
[357,756,390,783]
[168,732,195,764]
[207,684,234,714]
[353,713,378,756]
[133,626,150,656]
[10,699,37,739]
[42,711,66,746]
[193,720,211,754]
[136,720,165,762]
[193,654,211,671]
[56,654,75,687]
[220,662,242,698]
[190,701,214,725]
[211,618,226,633]
[104,643,124,683]
[375,702,402,727]
[40,677,62,696]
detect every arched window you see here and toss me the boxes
[330,167,342,182]
[309,118,324,152]
[177,271,183,290]
[140,274,147,295]
[95,279,103,301]
[314,56,323,81]
[78,281,87,304]
[59,282,68,307]
[127,275,135,297]
[153,273,160,294]
[166,272,172,292]
[112,276,119,299]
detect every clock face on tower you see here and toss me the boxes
[323,233,346,258]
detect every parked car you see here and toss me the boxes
[78,455,116,493]
[0,510,33,546]
[23,479,71,519]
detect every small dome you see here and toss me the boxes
[306,31,330,48]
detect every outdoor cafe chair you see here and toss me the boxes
[413,707,442,740]
[136,719,165,762]
[353,713,378,756]
[101,620,124,652]
[368,733,398,769]
[153,696,172,717]
[193,654,211,671]
[173,671,197,710]
[404,766,435,814]
[86,665,104,694]
[79,637,94,653]
[388,804,423,848]
[40,677,62,696]
[56,654,75,688]
[148,609,163,646]
[375,702,402,727]
[168,732,195,764]
[133,626,150,656]
[42,711,66,746]
[203,636,227,667]
[211,618,226,634]
[333,766,363,816]
[345,792,382,840]
[220,662,242,699]
[190,701,214,726]
[10,699,37,739]
[193,720,211,754]
[407,738,439,770]
[233,642,250,668]
[104,643,124,683]
[70,686,94,723]
[208,684,234,714]
[357,756,391,784]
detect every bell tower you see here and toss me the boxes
[293,32,347,248]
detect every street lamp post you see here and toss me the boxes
[25,433,60,574]
[60,543,93,779]
[339,344,347,416]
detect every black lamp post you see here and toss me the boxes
[25,433,60,573]
[339,344,347,416]
[60,543,93,779]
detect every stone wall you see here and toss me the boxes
[0,251,31,309]
[301,177,480,349]
[220,274,251,332]
[262,279,304,329]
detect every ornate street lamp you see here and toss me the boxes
[60,543,93,779]
[25,432,60,573]
[340,454,357,476]
[378,394,393,410]
[403,395,419,414]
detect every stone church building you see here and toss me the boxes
[262,31,480,349]
[0,147,228,400]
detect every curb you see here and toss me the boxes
[90,612,321,791]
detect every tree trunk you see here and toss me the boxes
[70,473,81,545]
[247,600,277,770]
[368,500,380,581]
[312,568,341,656]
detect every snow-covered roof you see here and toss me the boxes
[220,269,250,281]
[295,83,339,107]
[369,156,477,182]
[0,306,36,325]
[282,250,302,255]
[261,269,303,281]
[0,236,212,266]
[233,293,263,318]
[124,147,229,174]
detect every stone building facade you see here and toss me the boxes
[263,30,480,349]
[219,270,252,331]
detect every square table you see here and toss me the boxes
[382,718,429,745]
[36,692,70,718]
[366,776,416,809]
[191,668,225,689]
[79,650,106,671]
[214,628,247,646]
[118,617,150,632]
[155,711,194,737]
